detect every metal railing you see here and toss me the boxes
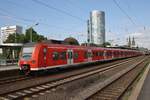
[0,59,18,66]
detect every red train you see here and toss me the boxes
[18,42,142,74]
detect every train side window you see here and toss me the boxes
[108,51,111,56]
[43,48,47,61]
[96,52,99,56]
[93,52,98,57]
[60,52,66,60]
[116,52,119,55]
[109,52,111,56]
[99,51,103,56]
[106,52,109,56]
[74,52,78,59]
[114,52,116,56]
[52,52,59,60]
[43,48,47,56]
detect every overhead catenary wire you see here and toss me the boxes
[0,12,31,25]
[0,0,86,38]
[65,0,87,13]
[31,0,85,22]
[112,0,137,26]
[3,0,85,31]
[0,8,75,32]
[0,7,36,23]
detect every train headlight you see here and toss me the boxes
[31,60,36,64]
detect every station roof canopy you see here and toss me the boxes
[0,43,23,48]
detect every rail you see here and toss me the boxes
[0,56,145,99]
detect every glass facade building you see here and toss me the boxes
[88,10,105,45]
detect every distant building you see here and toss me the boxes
[128,36,131,47]
[131,37,135,47]
[87,10,105,46]
[127,36,136,48]
[0,25,23,44]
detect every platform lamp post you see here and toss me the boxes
[29,23,39,43]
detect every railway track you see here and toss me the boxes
[0,56,146,100]
[0,56,138,86]
[87,57,149,100]
[0,75,31,85]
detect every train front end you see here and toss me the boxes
[18,43,38,75]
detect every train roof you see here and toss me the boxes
[44,43,139,51]
[23,42,140,52]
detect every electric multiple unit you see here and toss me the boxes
[18,43,142,74]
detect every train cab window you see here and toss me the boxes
[22,47,35,60]
[52,52,59,60]
[74,52,79,59]
[60,52,66,60]
[23,47,35,54]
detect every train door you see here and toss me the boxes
[104,50,107,60]
[112,51,114,59]
[88,49,92,62]
[43,47,47,67]
[67,49,73,64]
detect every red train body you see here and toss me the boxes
[18,43,142,74]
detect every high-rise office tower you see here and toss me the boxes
[87,10,105,45]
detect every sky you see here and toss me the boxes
[0,0,150,48]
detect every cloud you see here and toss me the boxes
[106,31,126,46]
[128,32,142,37]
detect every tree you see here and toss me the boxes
[4,33,25,43]
[25,28,47,43]
[4,28,47,59]
[103,42,111,47]
[4,28,47,43]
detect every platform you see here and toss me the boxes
[128,63,150,100]
[0,65,19,72]
[138,66,150,100]
[0,65,19,78]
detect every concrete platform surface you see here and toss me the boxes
[138,65,150,100]
[0,65,19,72]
